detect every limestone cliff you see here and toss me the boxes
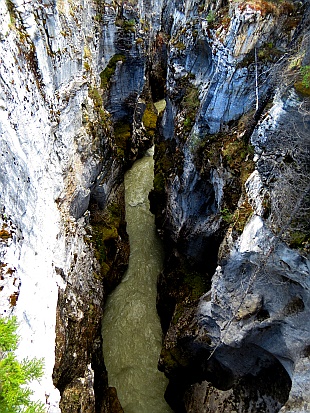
[0,0,309,412]
[0,0,146,410]
[153,0,310,412]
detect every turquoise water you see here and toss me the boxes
[101,147,172,413]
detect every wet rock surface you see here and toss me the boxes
[153,1,310,412]
[0,0,309,412]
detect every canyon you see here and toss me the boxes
[0,0,309,412]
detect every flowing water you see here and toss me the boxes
[102,147,172,413]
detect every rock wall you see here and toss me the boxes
[153,0,310,412]
[0,0,309,412]
[0,0,155,411]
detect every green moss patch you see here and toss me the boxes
[5,0,17,25]
[116,18,136,33]
[153,172,165,194]
[151,139,184,225]
[289,230,310,251]
[142,103,158,137]
[88,87,111,130]
[100,54,126,89]
[180,85,200,134]
[169,264,209,327]
[231,198,254,234]
[183,272,208,301]
[294,65,310,96]
[113,121,131,159]
[90,202,123,279]
[123,18,136,33]
[222,138,254,184]
[196,131,254,184]
[153,140,174,195]
[194,113,255,235]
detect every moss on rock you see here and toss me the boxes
[180,83,200,136]
[100,54,126,89]
[150,139,180,225]
[142,102,158,137]
[89,200,129,289]
[113,121,131,160]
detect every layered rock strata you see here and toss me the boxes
[153,0,310,412]
[0,0,156,411]
[0,0,309,412]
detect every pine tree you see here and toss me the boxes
[0,317,45,413]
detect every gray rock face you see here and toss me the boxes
[155,0,310,412]
[196,214,309,402]
[1,0,309,412]
[0,0,132,410]
[0,0,167,410]
[156,0,292,267]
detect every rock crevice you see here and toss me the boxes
[0,0,309,412]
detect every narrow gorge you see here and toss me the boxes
[0,0,309,412]
[102,147,171,413]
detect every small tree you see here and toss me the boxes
[0,317,45,413]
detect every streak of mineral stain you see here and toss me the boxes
[101,145,172,413]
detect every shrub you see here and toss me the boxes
[0,317,45,413]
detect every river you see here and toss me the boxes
[101,147,172,413]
